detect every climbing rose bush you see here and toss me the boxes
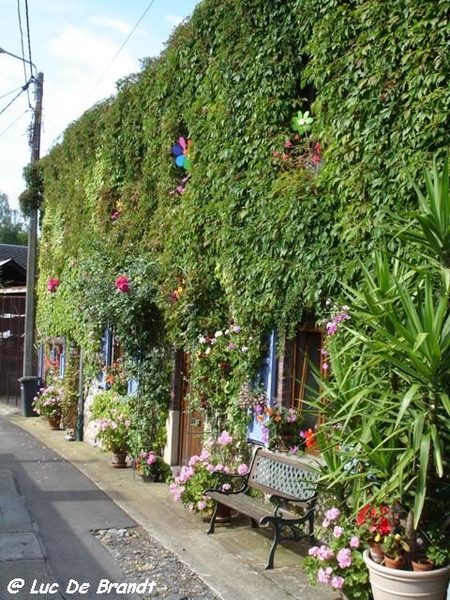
[115,275,130,293]
[47,277,61,293]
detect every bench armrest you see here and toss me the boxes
[204,472,249,496]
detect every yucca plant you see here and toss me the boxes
[314,157,450,561]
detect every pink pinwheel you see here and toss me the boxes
[172,136,192,171]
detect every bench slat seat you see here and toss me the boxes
[204,447,318,569]
[206,490,306,523]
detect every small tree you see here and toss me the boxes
[314,157,450,549]
[0,191,27,245]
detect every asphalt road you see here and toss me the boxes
[0,415,136,600]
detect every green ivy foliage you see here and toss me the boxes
[37,0,450,383]
[302,0,450,276]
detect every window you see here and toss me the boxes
[292,326,322,430]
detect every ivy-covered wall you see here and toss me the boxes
[37,0,450,375]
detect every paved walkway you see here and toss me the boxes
[0,401,337,600]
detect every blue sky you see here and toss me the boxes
[0,0,201,210]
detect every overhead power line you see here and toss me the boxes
[0,84,29,101]
[0,78,33,117]
[24,0,34,79]
[0,108,29,139]
[16,0,32,107]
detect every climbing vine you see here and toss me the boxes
[36,0,450,415]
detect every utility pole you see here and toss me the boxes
[23,71,43,377]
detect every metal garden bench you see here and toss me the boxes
[204,447,319,569]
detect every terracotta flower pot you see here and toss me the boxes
[412,559,435,572]
[383,555,406,570]
[47,415,62,430]
[369,543,385,564]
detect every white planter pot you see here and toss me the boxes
[363,550,450,600]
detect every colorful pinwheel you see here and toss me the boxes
[172,136,192,171]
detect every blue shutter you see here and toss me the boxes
[98,327,113,389]
[247,330,277,444]
[59,349,65,378]
[38,344,44,381]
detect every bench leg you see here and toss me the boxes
[206,502,219,534]
[264,522,282,570]
[250,517,259,529]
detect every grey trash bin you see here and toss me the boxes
[18,376,41,417]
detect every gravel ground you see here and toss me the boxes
[93,526,221,600]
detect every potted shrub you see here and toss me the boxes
[134,450,171,482]
[90,390,132,467]
[32,381,64,429]
[312,158,450,598]
[412,527,450,571]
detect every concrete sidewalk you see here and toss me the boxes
[1,402,337,600]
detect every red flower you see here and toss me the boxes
[115,275,130,293]
[300,428,316,449]
[47,277,61,293]
[356,504,391,538]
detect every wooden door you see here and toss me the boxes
[179,353,204,464]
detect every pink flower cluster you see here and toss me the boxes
[115,275,130,293]
[321,303,351,371]
[325,307,350,336]
[169,432,249,512]
[307,507,360,592]
[47,277,61,293]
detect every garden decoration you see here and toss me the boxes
[309,158,450,599]
[172,136,192,171]
[171,136,192,195]
[292,110,314,135]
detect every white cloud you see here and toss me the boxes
[42,23,139,148]
[47,25,136,75]
[88,16,134,35]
